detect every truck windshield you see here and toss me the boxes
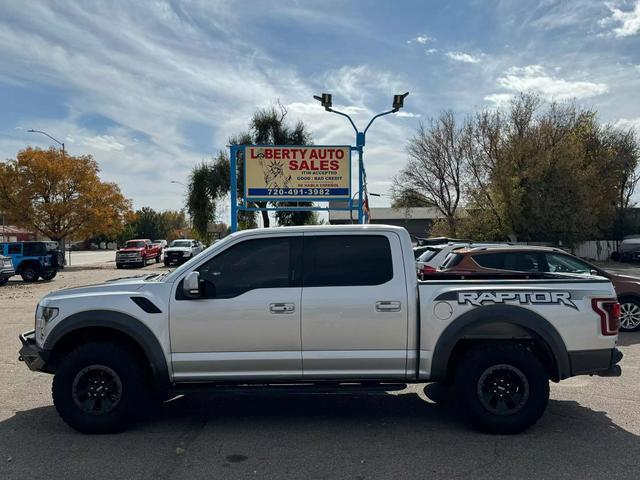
[170,241,191,248]
[126,241,146,248]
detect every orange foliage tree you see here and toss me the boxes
[0,147,132,241]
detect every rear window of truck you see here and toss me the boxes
[303,235,393,287]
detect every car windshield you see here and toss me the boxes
[126,241,146,248]
[170,241,191,248]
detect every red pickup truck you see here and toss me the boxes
[115,239,162,269]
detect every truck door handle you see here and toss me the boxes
[376,301,401,312]
[269,303,295,314]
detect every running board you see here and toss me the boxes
[172,382,408,395]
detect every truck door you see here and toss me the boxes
[169,235,303,381]
[300,232,409,379]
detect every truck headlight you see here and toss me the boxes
[37,305,59,323]
[35,306,58,344]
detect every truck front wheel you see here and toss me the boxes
[52,342,149,433]
[453,343,549,434]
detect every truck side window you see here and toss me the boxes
[303,235,393,287]
[197,237,294,298]
[8,244,21,255]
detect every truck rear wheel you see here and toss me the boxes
[40,269,57,281]
[52,341,149,433]
[453,343,549,434]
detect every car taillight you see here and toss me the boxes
[420,265,436,274]
[591,298,620,336]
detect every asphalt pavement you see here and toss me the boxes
[0,264,639,479]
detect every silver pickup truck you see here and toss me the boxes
[19,225,622,434]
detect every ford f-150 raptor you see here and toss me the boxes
[19,225,622,434]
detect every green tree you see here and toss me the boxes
[187,103,316,235]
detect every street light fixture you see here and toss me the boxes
[314,92,408,223]
[27,129,65,158]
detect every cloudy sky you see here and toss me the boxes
[1,0,639,215]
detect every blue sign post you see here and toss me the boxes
[229,93,409,232]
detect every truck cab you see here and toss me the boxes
[18,225,622,434]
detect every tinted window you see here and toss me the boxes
[197,237,296,298]
[441,252,464,269]
[304,235,393,287]
[418,247,442,263]
[474,252,542,272]
[545,253,592,274]
[23,243,46,256]
[8,243,21,254]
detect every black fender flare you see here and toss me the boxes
[44,310,170,390]
[430,304,570,381]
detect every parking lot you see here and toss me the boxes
[0,264,639,480]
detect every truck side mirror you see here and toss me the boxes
[183,271,201,298]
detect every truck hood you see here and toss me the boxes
[41,276,149,302]
[165,247,191,253]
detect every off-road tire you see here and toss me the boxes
[52,341,149,434]
[0,277,9,286]
[163,259,170,267]
[155,255,160,263]
[40,270,57,281]
[116,263,123,269]
[20,265,40,282]
[453,343,549,434]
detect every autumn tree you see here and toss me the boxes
[0,147,132,242]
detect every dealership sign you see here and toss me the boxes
[244,146,351,200]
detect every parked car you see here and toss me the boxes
[612,235,640,262]
[0,254,15,285]
[19,225,621,434]
[0,241,64,282]
[416,242,508,278]
[163,239,204,266]
[152,239,167,250]
[439,245,640,331]
[115,239,162,269]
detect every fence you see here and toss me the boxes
[570,240,618,262]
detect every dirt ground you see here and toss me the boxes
[0,263,639,480]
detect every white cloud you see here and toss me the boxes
[445,51,481,64]
[602,1,640,37]
[615,117,640,133]
[484,93,514,107]
[82,135,125,152]
[425,48,438,54]
[408,34,433,44]
[493,65,608,101]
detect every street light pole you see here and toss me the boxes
[27,129,65,159]
[349,192,381,223]
[27,129,69,265]
[314,92,408,224]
